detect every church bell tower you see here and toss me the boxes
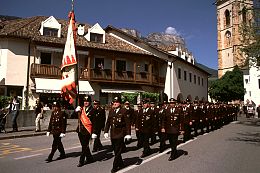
[216,0,253,77]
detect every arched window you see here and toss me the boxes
[225,10,231,27]
[225,31,231,47]
[242,7,247,23]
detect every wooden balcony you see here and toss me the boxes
[30,63,165,86]
[31,63,61,78]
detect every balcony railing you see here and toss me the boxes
[31,63,61,78]
[30,63,165,86]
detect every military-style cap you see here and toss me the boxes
[124,100,130,105]
[137,103,142,107]
[163,100,168,104]
[142,99,149,104]
[113,96,122,103]
[83,95,92,102]
[169,98,176,103]
[52,101,61,107]
[93,100,100,104]
[193,99,199,103]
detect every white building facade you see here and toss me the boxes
[243,63,260,106]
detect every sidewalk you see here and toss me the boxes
[0,119,78,140]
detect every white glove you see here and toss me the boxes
[59,133,66,138]
[75,106,81,112]
[91,133,97,139]
[46,132,50,137]
[104,133,109,139]
[124,135,131,140]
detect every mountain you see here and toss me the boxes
[145,32,186,49]
[0,15,21,22]
[195,62,218,78]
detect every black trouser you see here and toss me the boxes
[150,132,157,144]
[11,110,19,131]
[111,137,124,170]
[183,124,192,142]
[78,132,93,164]
[167,133,178,158]
[48,134,65,159]
[159,132,166,151]
[93,131,103,151]
[136,130,142,148]
[140,132,151,154]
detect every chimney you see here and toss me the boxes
[77,24,85,36]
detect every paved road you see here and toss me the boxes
[0,115,260,173]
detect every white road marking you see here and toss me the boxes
[14,153,43,160]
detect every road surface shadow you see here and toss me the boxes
[92,144,114,161]
[123,157,143,167]
[228,132,260,146]
[236,117,260,127]
[166,149,189,159]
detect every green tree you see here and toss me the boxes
[209,66,245,102]
[141,92,159,102]
[0,96,11,109]
[121,92,139,105]
[239,1,260,67]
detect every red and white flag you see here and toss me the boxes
[61,11,78,104]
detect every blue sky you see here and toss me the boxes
[0,0,218,70]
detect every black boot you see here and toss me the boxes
[45,154,53,163]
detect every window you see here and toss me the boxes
[178,68,181,79]
[185,56,188,61]
[242,8,247,23]
[194,75,196,84]
[225,9,230,27]
[116,60,126,71]
[144,64,149,72]
[43,27,58,37]
[202,78,204,86]
[225,31,231,47]
[245,79,249,84]
[95,58,104,69]
[189,73,192,82]
[198,76,200,85]
[184,71,187,81]
[90,33,103,43]
[257,58,260,66]
[40,52,52,64]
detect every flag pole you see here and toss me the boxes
[71,0,81,132]
[71,0,79,109]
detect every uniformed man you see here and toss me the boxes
[92,100,106,152]
[104,96,131,173]
[158,102,166,153]
[136,99,155,158]
[150,101,159,145]
[134,103,143,148]
[45,102,67,162]
[75,95,95,167]
[181,99,193,142]
[161,98,183,161]
[191,100,201,136]
[124,100,134,145]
